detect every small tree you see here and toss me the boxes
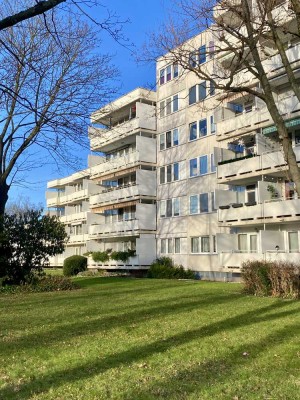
[0,209,68,285]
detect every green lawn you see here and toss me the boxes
[0,277,299,400]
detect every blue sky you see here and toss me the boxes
[9,0,173,208]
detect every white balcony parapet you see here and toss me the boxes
[47,169,89,189]
[218,198,300,226]
[60,211,88,223]
[87,255,148,270]
[67,234,89,244]
[46,189,89,207]
[219,251,300,269]
[217,147,300,183]
[89,116,156,152]
[89,219,155,238]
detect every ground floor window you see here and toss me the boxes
[288,231,299,252]
[191,236,210,253]
[161,237,182,254]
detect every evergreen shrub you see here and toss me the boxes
[63,255,87,276]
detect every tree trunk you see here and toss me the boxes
[0,181,9,217]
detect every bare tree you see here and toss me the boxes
[0,0,118,215]
[147,0,300,193]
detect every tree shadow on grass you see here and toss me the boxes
[0,290,241,355]
[123,322,300,400]
[0,300,298,399]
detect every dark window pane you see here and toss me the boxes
[189,122,197,140]
[199,45,206,64]
[160,167,165,184]
[166,131,172,148]
[200,193,209,213]
[199,82,206,101]
[189,85,197,105]
[166,165,172,182]
[199,119,207,136]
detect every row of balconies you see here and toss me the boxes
[89,102,156,153]
[46,188,89,207]
[217,146,300,184]
[218,198,300,226]
[215,96,300,141]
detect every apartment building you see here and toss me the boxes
[47,1,300,279]
[46,88,157,269]
[156,0,300,279]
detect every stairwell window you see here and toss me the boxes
[288,232,299,252]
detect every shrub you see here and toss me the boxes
[148,257,195,279]
[63,255,87,276]
[241,260,300,299]
[0,210,68,285]
[110,250,135,263]
[0,276,79,294]
[92,251,110,263]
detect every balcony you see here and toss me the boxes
[219,251,300,270]
[213,0,243,27]
[89,116,156,153]
[87,255,147,270]
[218,198,300,226]
[47,170,89,189]
[61,211,87,223]
[90,171,156,207]
[46,189,89,207]
[89,220,147,238]
[217,146,300,184]
[89,139,156,179]
[67,234,89,244]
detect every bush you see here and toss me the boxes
[0,209,67,285]
[148,257,195,280]
[92,251,110,263]
[63,255,87,276]
[0,276,79,294]
[241,260,300,299]
[110,250,135,263]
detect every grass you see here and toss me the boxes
[0,277,299,400]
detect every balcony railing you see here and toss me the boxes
[60,211,88,223]
[67,234,89,244]
[89,117,155,151]
[217,147,300,183]
[46,189,89,207]
[218,198,300,226]
[89,218,155,238]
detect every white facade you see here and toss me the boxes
[46,88,157,269]
[47,3,300,279]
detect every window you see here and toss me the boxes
[189,156,208,177]
[199,119,207,137]
[159,128,179,150]
[190,195,199,214]
[190,193,212,214]
[173,94,179,112]
[159,64,179,85]
[191,236,211,253]
[199,45,206,64]
[159,134,165,151]
[288,232,298,252]
[189,86,197,105]
[190,158,198,177]
[189,118,209,141]
[161,239,167,253]
[211,192,217,212]
[199,155,208,175]
[173,129,179,146]
[160,163,181,183]
[160,167,165,184]
[166,131,172,148]
[212,235,216,253]
[174,238,181,253]
[191,237,199,253]
[173,163,179,181]
[160,198,181,218]
[161,94,180,116]
[210,153,216,173]
[189,121,197,141]
[250,235,257,252]
[200,193,209,213]
[238,234,247,252]
[160,69,165,85]
[189,52,197,67]
[189,82,206,105]
[210,115,216,134]
[166,65,172,82]
[199,81,206,101]
[168,238,173,254]
[173,64,179,78]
